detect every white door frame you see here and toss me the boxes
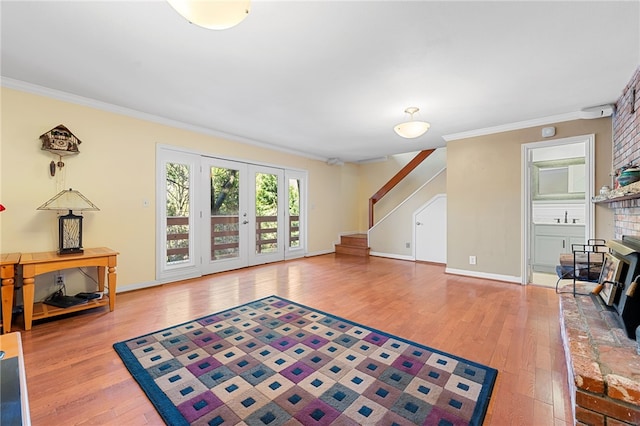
[521,134,595,285]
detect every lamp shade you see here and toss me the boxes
[394,121,431,139]
[394,107,431,139]
[167,0,251,30]
[37,188,99,212]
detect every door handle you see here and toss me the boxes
[416,222,422,225]
[242,220,249,225]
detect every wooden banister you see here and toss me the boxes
[368,149,435,228]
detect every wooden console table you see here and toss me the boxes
[1,253,21,334]
[19,247,118,331]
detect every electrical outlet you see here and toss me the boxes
[469,256,477,265]
[406,242,410,248]
[55,274,65,286]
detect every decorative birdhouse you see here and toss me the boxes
[39,124,82,176]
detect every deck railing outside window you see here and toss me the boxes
[166,215,299,263]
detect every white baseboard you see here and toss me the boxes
[116,281,162,293]
[445,267,522,284]
[369,251,414,261]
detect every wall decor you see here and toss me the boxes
[39,124,82,176]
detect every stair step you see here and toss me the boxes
[335,244,370,257]
[335,234,370,257]
[340,233,368,247]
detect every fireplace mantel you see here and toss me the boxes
[592,180,640,204]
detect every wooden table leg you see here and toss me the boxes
[1,275,14,334]
[22,276,35,331]
[107,266,116,311]
[97,266,105,293]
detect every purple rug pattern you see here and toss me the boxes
[113,296,496,425]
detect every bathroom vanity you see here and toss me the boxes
[533,223,585,273]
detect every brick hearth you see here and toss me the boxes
[559,286,640,425]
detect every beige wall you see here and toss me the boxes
[446,118,613,278]
[0,87,360,292]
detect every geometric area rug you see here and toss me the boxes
[113,296,497,425]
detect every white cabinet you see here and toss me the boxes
[533,224,585,273]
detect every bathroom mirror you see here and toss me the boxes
[532,157,585,200]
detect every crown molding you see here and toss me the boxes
[1,77,327,162]
[442,111,584,142]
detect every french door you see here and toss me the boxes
[201,158,285,274]
[200,157,249,274]
[158,147,305,281]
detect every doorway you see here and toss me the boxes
[522,135,595,286]
[157,146,306,282]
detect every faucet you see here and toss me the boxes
[564,211,568,223]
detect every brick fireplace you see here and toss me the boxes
[560,289,640,425]
[560,67,640,425]
[611,67,640,238]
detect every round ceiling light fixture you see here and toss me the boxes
[167,0,251,30]
[394,107,430,139]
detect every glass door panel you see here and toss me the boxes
[249,165,284,265]
[166,162,191,265]
[202,158,248,274]
[210,166,240,260]
[285,170,306,259]
[255,172,278,254]
[288,177,300,249]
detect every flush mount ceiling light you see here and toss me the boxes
[394,107,431,139]
[167,0,251,30]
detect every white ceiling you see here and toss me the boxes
[1,1,639,163]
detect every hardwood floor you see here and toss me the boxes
[17,254,573,425]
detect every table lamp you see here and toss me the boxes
[37,188,99,255]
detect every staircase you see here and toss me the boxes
[335,233,370,257]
